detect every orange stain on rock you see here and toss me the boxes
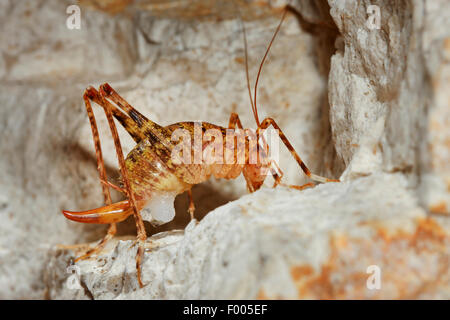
[375,217,447,246]
[288,219,449,299]
[256,289,268,299]
[290,265,314,281]
[444,37,450,54]
[79,0,133,14]
[234,57,244,65]
[413,217,447,242]
[430,202,449,215]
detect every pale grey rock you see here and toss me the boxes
[45,174,450,299]
[327,0,426,184]
[419,0,450,215]
[324,0,450,217]
[0,0,137,83]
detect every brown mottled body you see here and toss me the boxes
[125,120,266,207]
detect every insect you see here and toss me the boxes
[62,6,339,288]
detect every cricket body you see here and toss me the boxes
[62,6,339,288]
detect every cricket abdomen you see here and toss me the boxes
[165,121,247,185]
[125,139,191,202]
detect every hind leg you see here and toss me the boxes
[72,91,118,262]
[94,86,148,288]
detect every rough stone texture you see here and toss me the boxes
[419,0,450,216]
[45,174,449,299]
[0,0,449,299]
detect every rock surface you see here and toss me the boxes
[0,0,449,299]
[45,174,449,299]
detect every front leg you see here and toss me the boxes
[257,117,340,184]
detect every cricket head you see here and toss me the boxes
[243,162,270,192]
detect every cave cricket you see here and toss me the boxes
[61,5,339,288]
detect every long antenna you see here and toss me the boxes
[235,4,256,125]
[243,20,257,125]
[253,7,288,127]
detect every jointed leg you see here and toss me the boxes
[85,87,146,144]
[187,189,195,221]
[269,152,314,190]
[74,224,117,262]
[257,117,339,183]
[74,92,117,262]
[99,83,172,145]
[228,112,244,129]
[228,112,284,189]
[281,182,315,191]
[83,93,112,205]
[95,86,148,288]
[100,179,126,194]
[269,160,283,188]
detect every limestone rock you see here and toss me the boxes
[45,174,450,299]
[419,0,450,215]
